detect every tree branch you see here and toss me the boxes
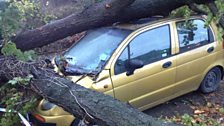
[188,3,208,15]
[0,56,177,126]
[13,0,212,51]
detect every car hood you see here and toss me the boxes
[53,58,95,88]
[66,75,94,89]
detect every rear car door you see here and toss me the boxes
[174,19,217,93]
[110,24,177,110]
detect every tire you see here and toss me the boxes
[200,67,222,93]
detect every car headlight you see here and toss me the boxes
[41,100,56,111]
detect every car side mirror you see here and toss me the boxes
[125,59,144,76]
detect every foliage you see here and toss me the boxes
[8,74,33,86]
[164,113,222,126]
[170,6,192,19]
[1,42,36,61]
[0,0,21,41]
[0,75,37,126]
[0,0,49,125]
[171,0,224,40]
[0,0,39,62]
[0,0,56,43]
[162,102,224,126]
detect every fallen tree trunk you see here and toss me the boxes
[14,0,217,51]
[0,56,177,126]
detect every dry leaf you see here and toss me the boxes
[194,110,205,114]
[195,118,203,123]
[37,27,43,31]
[206,102,212,108]
[105,4,111,8]
[190,106,196,110]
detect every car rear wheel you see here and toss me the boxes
[200,67,221,93]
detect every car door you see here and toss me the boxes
[174,19,217,93]
[110,24,177,110]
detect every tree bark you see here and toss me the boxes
[13,0,212,51]
[0,56,177,126]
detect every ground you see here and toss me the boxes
[145,81,224,125]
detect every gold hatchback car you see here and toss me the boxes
[30,16,224,126]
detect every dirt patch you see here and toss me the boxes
[145,81,224,124]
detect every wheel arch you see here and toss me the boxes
[203,65,223,80]
[199,65,223,93]
[197,64,224,90]
[215,65,224,79]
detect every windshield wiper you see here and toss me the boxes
[65,57,73,60]
[74,74,87,84]
[55,55,99,77]
[64,67,85,76]
[54,56,82,75]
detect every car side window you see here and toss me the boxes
[176,19,214,52]
[114,25,171,75]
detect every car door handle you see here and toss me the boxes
[162,61,172,68]
[207,47,214,53]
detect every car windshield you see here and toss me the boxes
[63,27,132,74]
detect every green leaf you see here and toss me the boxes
[8,80,17,85]
[1,42,37,61]
[219,108,224,114]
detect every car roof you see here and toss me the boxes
[113,15,205,30]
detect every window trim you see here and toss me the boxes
[114,24,172,75]
[176,19,215,54]
[207,27,215,43]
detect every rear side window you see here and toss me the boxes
[114,25,171,75]
[176,19,214,52]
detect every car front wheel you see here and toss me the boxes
[200,67,222,93]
